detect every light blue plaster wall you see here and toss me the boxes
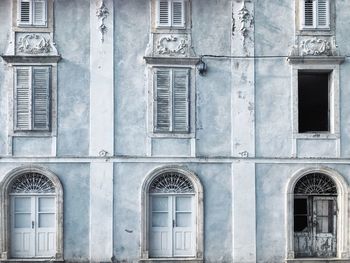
[55,0,90,156]
[114,0,150,156]
[0,0,11,156]
[254,0,294,158]
[113,163,232,262]
[254,0,294,56]
[340,61,350,157]
[192,0,232,157]
[255,58,292,157]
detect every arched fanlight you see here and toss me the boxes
[10,172,56,194]
[149,172,194,193]
[294,173,337,195]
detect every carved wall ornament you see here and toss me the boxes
[237,1,252,37]
[96,0,109,43]
[156,35,188,56]
[300,38,332,56]
[17,34,51,54]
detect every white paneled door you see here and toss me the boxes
[11,196,56,258]
[150,195,195,258]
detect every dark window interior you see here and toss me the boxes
[298,72,329,133]
[294,198,308,232]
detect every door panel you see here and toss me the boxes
[36,197,56,257]
[150,196,172,257]
[173,196,194,257]
[313,198,336,258]
[294,196,336,258]
[149,195,195,258]
[11,196,56,258]
[11,197,35,257]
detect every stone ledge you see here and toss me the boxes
[1,55,62,64]
[0,259,64,263]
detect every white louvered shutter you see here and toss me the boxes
[172,0,184,27]
[32,67,50,130]
[19,0,31,25]
[33,0,47,26]
[173,69,189,132]
[317,0,329,28]
[303,0,315,28]
[158,0,170,26]
[155,70,171,132]
[15,68,31,130]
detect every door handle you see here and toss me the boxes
[32,221,34,229]
[173,220,175,228]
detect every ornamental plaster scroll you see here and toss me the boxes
[16,33,51,54]
[156,35,188,56]
[96,0,109,43]
[237,1,253,38]
[301,38,332,56]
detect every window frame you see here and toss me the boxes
[291,64,339,140]
[9,63,57,137]
[156,0,186,29]
[148,65,196,138]
[13,65,51,132]
[297,0,334,34]
[17,0,48,27]
[297,71,330,133]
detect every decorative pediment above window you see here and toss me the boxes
[288,35,344,64]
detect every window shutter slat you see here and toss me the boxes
[173,70,189,132]
[317,0,329,27]
[304,0,314,27]
[172,1,184,26]
[159,0,170,26]
[32,67,50,130]
[155,70,171,132]
[33,0,47,26]
[15,68,31,130]
[19,0,31,24]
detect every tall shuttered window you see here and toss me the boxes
[18,0,47,26]
[14,67,51,131]
[301,0,329,29]
[154,68,189,133]
[157,0,185,27]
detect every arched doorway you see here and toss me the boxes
[141,166,203,261]
[0,166,63,260]
[286,167,349,260]
[293,173,337,258]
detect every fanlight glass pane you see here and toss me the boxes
[149,172,194,193]
[39,197,55,212]
[15,213,31,228]
[15,197,31,213]
[152,197,168,212]
[39,213,55,228]
[176,212,191,227]
[176,197,191,211]
[10,173,55,193]
[152,212,168,227]
[294,173,337,195]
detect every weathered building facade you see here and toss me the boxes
[0,0,350,262]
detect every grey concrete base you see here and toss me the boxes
[139,259,203,263]
[286,259,350,263]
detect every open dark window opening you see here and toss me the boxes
[298,72,330,133]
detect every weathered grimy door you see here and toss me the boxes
[294,173,337,258]
[312,197,337,257]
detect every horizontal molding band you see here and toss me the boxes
[0,156,349,164]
